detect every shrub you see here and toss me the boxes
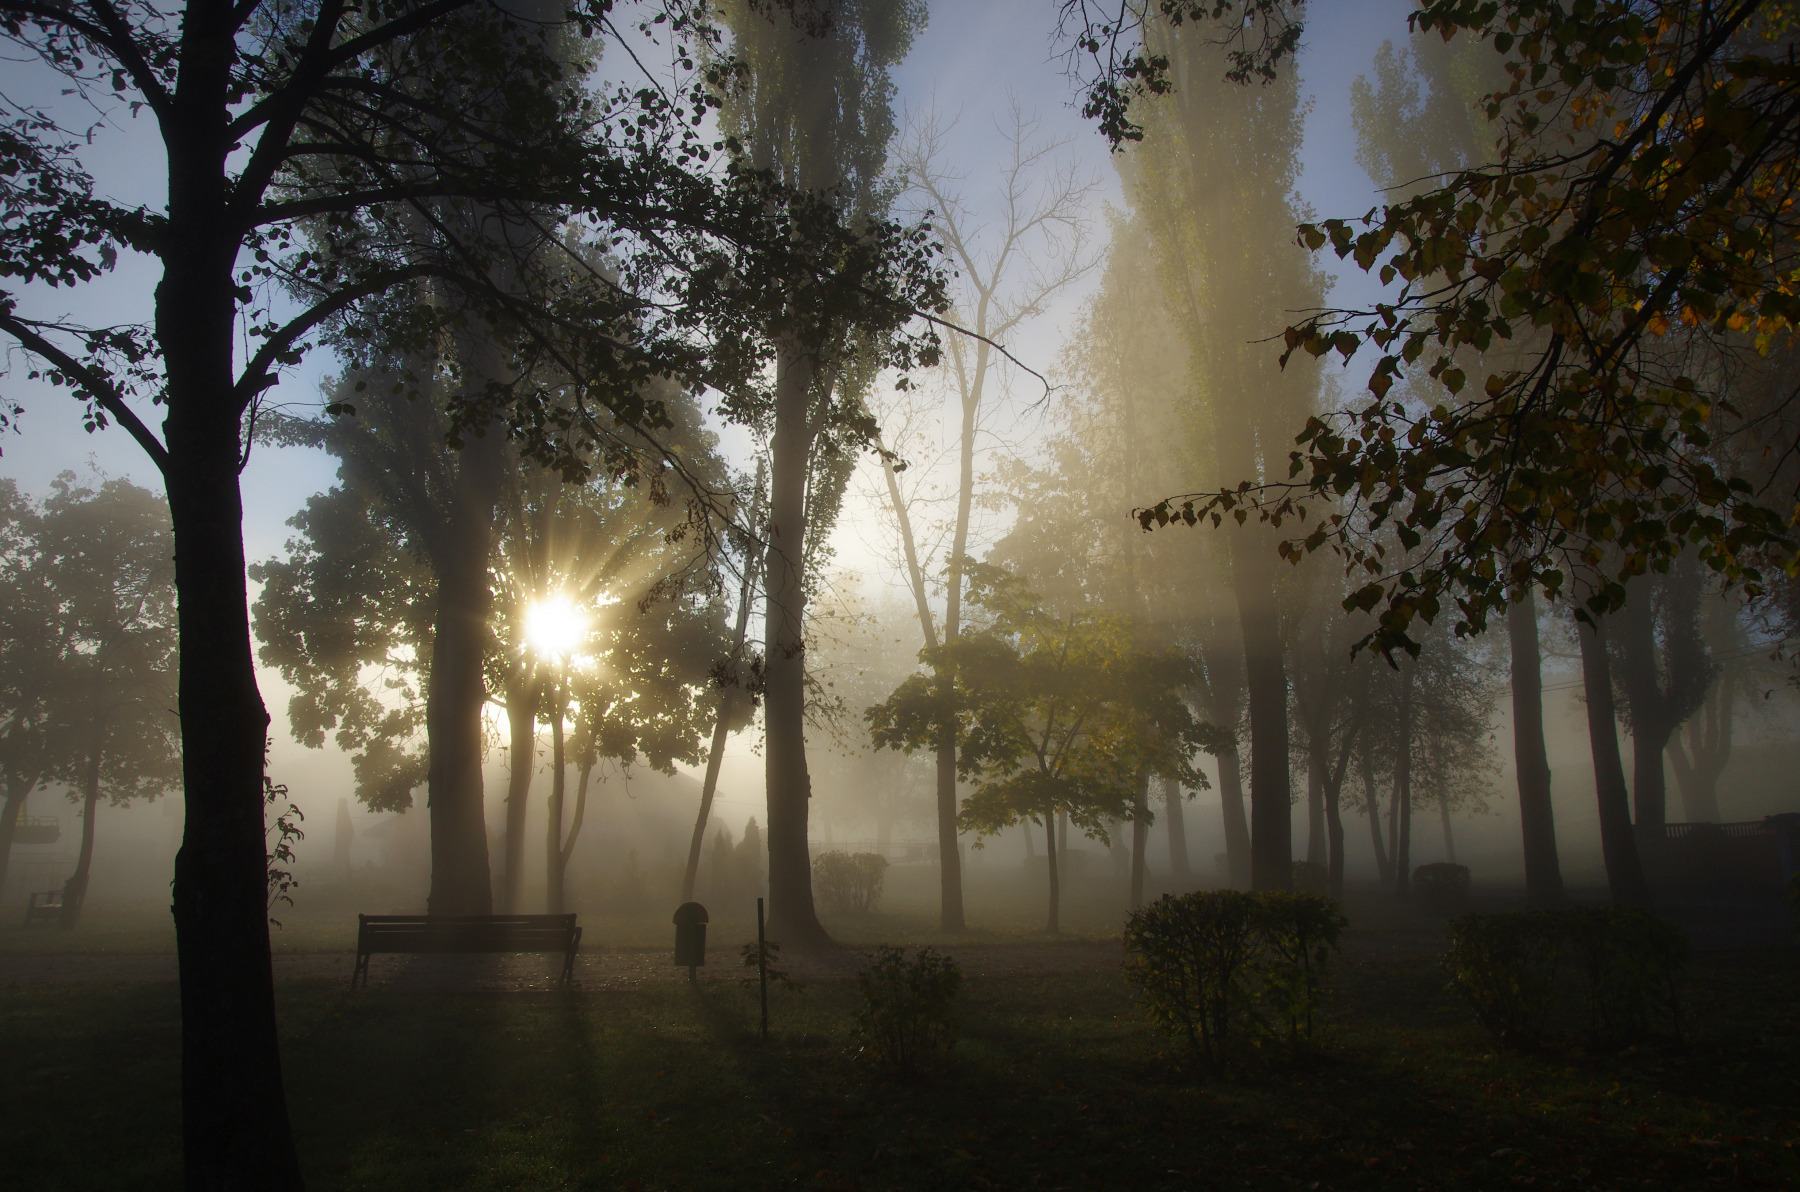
[1123,890,1346,1066]
[1562,906,1687,1047]
[812,851,890,914]
[1258,891,1349,1044]
[1413,862,1471,912]
[1290,860,1329,895]
[1444,908,1688,1051]
[851,946,961,1073]
[1443,911,1565,1050]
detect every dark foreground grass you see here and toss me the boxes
[3,946,1798,1191]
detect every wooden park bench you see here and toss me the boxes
[351,914,582,989]
[24,890,62,927]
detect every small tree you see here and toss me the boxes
[869,563,1211,932]
[0,476,180,923]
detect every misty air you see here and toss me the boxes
[4,2,1799,1190]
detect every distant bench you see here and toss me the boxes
[23,890,62,927]
[352,914,582,989]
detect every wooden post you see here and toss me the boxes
[756,896,768,1039]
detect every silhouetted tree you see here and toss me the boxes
[717,0,933,948]
[0,476,180,922]
[0,2,943,1172]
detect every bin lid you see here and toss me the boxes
[672,901,709,926]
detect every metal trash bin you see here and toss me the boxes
[673,902,708,979]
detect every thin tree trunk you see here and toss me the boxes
[500,673,536,913]
[1162,775,1191,880]
[1323,725,1357,901]
[558,760,592,904]
[1233,530,1292,891]
[1438,794,1456,865]
[1305,741,1326,868]
[1394,659,1415,898]
[61,739,103,929]
[1044,813,1060,934]
[544,677,566,915]
[940,333,992,933]
[763,343,828,949]
[1576,614,1649,904]
[162,232,303,1186]
[1130,772,1150,910]
[1217,745,1250,888]
[1507,590,1565,905]
[682,469,764,905]
[0,778,32,900]
[1668,680,1729,822]
[1366,758,1392,887]
[425,425,503,916]
[1614,580,1673,829]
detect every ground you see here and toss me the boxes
[2,893,1797,1191]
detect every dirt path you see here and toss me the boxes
[0,930,1449,991]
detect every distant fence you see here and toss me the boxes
[1637,814,1799,897]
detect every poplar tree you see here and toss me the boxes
[716,0,931,948]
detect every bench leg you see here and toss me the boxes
[351,951,369,990]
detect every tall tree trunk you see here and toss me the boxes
[0,778,32,899]
[1232,531,1292,891]
[1162,775,1191,880]
[1438,794,1456,865]
[682,470,763,905]
[1507,590,1565,905]
[1667,679,1730,823]
[1576,614,1649,904]
[1325,769,1346,900]
[1305,736,1327,867]
[1393,659,1415,898]
[555,760,591,912]
[544,678,566,915]
[1366,754,1392,887]
[763,344,828,949]
[1130,772,1150,909]
[160,114,304,1183]
[1043,813,1060,934]
[60,734,103,929]
[1217,744,1250,888]
[425,425,504,916]
[500,672,536,913]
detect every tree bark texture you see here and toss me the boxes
[60,742,102,929]
[544,682,567,915]
[1667,680,1730,823]
[1217,745,1250,888]
[1232,530,1291,891]
[1576,615,1649,905]
[763,345,829,948]
[1162,775,1191,880]
[1507,591,1565,905]
[500,672,536,913]
[684,471,765,904]
[1366,760,1392,888]
[424,425,503,916]
[0,781,30,903]
[1305,749,1326,868]
[160,61,305,1179]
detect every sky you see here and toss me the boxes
[0,0,1469,846]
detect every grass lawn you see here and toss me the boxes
[3,940,1797,1191]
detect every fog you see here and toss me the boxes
[5,1,1798,944]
